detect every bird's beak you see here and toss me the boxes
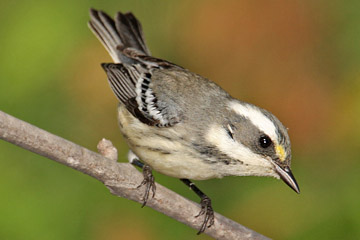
[274,164,300,194]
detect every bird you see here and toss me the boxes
[88,8,300,234]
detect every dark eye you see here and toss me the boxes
[259,135,272,148]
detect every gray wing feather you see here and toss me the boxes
[101,64,136,103]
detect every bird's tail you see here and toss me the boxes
[88,8,151,63]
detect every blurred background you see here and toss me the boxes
[0,0,359,239]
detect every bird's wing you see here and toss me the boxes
[90,9,182,127]
[102,60,182,127]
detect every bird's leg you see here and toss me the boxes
[180,179,215,234]
[127,151,156,207]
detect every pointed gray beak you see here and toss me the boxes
[275,165,300,194]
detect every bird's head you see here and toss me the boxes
[206,100,300,193]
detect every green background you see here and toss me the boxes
[0,0,359,239]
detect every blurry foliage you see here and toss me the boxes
[0,0,359,239]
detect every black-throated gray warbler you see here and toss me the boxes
[88,8,299,234]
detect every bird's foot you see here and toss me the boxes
[137,164,156,207]
[195,195,215,234]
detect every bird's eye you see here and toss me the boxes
[259,135,272,148]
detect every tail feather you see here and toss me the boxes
[88,8,150,63]
[89,9,122,62]
[115,12,150,56]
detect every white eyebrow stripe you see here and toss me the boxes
[229,101,277,141]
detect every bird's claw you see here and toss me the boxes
[137,164,156,207]
[195,196,215,234]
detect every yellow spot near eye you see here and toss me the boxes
[276,145,286,162]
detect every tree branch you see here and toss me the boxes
[0,110,270,240]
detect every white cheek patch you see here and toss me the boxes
[229,101,277,141]
[205,124,273,168]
